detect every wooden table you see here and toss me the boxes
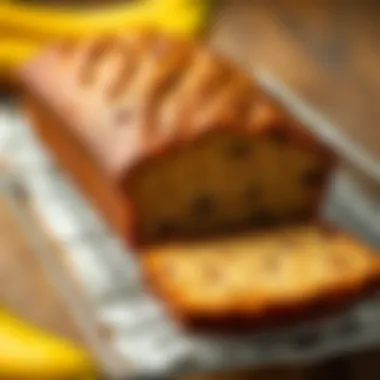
[1,1,379,379]
[0,195,83,343]
[210,0,380,160]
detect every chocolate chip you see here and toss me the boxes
[268,128,288,143]
[249,210,276,228]
[153,220,176,240]
[302,167,325,187]
[228,140,251,159]
[191,194,215,218]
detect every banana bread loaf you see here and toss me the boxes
[20,32,335,247]
[142,225,380,329]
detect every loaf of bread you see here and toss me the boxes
[142,225,380,329]
[20,32,335,247]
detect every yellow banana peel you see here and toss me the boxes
[2,1,157,39]
[0,309,98,379]
[0,38,41,72]
[0,0,211,82]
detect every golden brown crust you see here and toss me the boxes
[19,31,336,247]
[142,226,380,331]
[19,32,334,177]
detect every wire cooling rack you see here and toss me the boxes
[1,94,380,379]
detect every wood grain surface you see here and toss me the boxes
[0,195,83,343]
[209,0,380,162]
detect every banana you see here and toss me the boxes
[0,309,98,379]
[0,0,209,40]
[0,0,210,84]
[1,1,157,40]
[0,38,41,72]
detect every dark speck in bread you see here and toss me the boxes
[191,193,215,218]
[302,167,325,188]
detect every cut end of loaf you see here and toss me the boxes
[129,129,334,246]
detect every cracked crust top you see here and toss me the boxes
[19,31,332,180]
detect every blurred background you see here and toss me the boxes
[0,0,380,379]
